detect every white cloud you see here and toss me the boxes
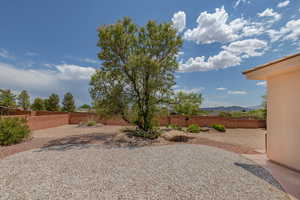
[241,22,265,37]
[183,7,248,44]
[56,64,95,80]
[0,49,14,59]
[256,81,267,86]
[257,8,282,24]
[228,90,247,95]
[172,11,186,33]
[268,19,300,42]
[79,58,99,64]
[0,62,96,103]
[234,0,247,8]
[179,39,268,72]
[222,39,268,57]
[277,1,290,8]
[175,87,205,94]
[216,87,227,91]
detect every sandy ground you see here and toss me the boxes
[0,125,266,159]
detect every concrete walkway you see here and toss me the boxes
[243,154,300,200]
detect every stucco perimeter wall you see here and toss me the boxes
[69,113,265,129]
[267,70,300,171]
[1,114,70,131]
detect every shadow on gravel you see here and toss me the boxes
[36,133,116,152]
[235,163,285,192]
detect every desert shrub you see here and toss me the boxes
[168,124,182,131]
[86,120,97,126]
[0,117,30,146]
[187,124,201,133]
[133,128,161,139]
[212,124,226,132]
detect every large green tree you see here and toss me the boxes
[31,98,45,111]
[90,17,182,133]
[17,90,30,110]
[172,91,203,116]
[46,94,60,111]
[0,89,16,108]
[62,92,76,112]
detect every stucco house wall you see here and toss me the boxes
[267,70,300,171]
[243,53,300,171]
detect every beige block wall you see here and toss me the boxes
[267,69,300,171]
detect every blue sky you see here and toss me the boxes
[0,0,299,107]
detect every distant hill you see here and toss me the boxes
[201,106,261,112]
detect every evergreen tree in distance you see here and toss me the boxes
[62,92,76,112]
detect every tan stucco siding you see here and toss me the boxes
[267,69,300,171]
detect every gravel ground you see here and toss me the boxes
[0,144,289,200]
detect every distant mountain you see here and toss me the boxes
[202,106,260,112]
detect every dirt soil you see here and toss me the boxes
[0,125,266,159]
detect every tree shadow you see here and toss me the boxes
[234,162,285,192]
[35,132,116,152]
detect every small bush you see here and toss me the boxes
[133,128,161,139]
[187,124,201,133]
[86,120,97,126]
[169,124,182,131]
[212,124,226,132]
[0,117,31,146]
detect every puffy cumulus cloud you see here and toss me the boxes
[277,1,290,8]
[241,22,266,37]
[56,64,96,80]
[228,90,247,95]
[171,11,186,33]
[222,39,268,58]
[268,19,300,42]
[183,7,248,44]
[179,39,267,72]
[257,8,282,24]
[0,62,96,104]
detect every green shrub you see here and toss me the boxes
[86,120,97,126]
[0,117,31,146]
[187,124,201,133]
[133,128,161,139]
[212,124,226,132]
[169,124,182,131]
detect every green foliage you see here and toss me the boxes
[187,124,201,133]
[172,91,203,116]
[90,17,183,134]
[17,90,30,110]
[0,89,16,108]
[86,120,97,126]
[212,124,226,132]
[31,98,45,111]
[0,117,31,145]
[133,128,161,139]
[62,92,76,112]
[168,124,182,131]
[46,93,60,111]
[80,104,91,110]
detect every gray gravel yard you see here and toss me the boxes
[0,144,289,200]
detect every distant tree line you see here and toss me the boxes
[0,89,91,113]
